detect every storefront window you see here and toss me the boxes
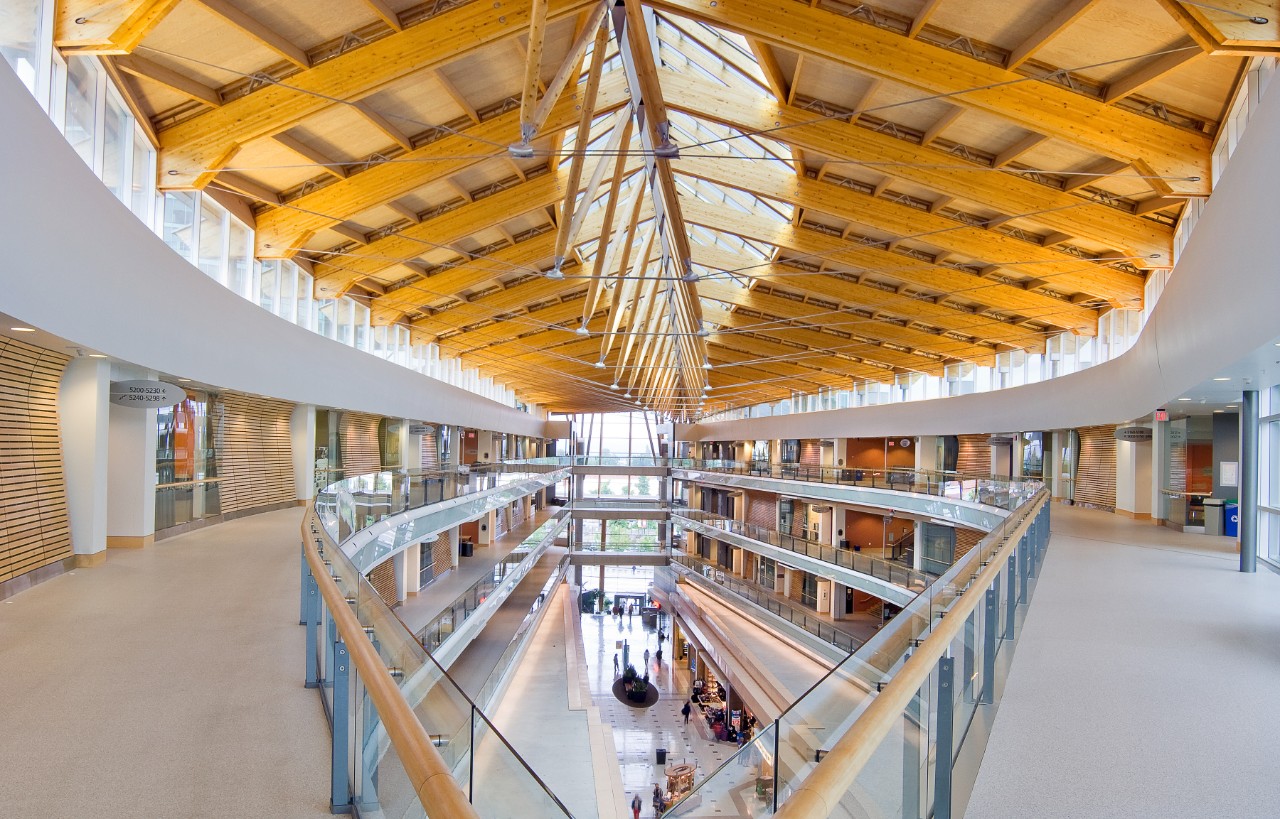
[155,391,220,531]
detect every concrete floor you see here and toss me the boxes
[966,505,1280,819]
[0,507,330,818]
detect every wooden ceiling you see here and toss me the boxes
[57,0,1275,417]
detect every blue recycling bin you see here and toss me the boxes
[1224,502,1239,538]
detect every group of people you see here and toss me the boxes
[630,784,668,818]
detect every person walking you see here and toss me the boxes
[613,653,620,675]
[655,648,663,666]
[643,648,650,667]
[681,700,692,725]
[631,792,643,819]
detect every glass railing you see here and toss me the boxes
[417,516,568,653]
[574,539,668,552]
[314,463,568,546]
[662,489,1051,819]
[673,459,1041,513]
[304,510,573,817]
[674,509,930,594]
[511,456,1039,513]
[671,554,865,654]
[472,553,572,714]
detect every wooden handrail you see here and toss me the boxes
[301,515,481,819]
[775,494,1047,818]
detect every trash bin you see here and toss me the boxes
[1203,498,1224,536]
[1224,502,1239,537]
[656,748,667,765]
[459,540,474,557]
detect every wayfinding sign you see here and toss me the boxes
[109,380,187,408]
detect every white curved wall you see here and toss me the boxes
[0,66,546,438]
[682,76,1280,441]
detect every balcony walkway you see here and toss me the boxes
[0,507,330,818]
[966,504,1280,819]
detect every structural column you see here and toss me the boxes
[291,404,316,504]
[59,357,110,565]
[1240,389,1258,572]
[106,365,157,548]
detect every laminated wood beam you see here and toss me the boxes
[644,0,1211,195]
[157,0,599,187]
[662,73,1173,266]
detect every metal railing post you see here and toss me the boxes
[331,638,352,813]
[934,656,955,819]
[305,567,320,689]
[982,585,997,704]
[1004,554,1016,640]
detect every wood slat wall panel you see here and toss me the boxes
[369,559,396,605]
[0,338,71,584]
[430,534,451,581]
[954,528,983,561]
[419,425,439,470]
[342,412,382,476]
[957,434,990,477]
[1075,424,1118,510]
[744,489,776,529]
[215,393,296,515]
[799,440,822,466]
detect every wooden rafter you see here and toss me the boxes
[190,0,310,70]
[662,72,1173,266]
[1006,0,1100,70]
[156,0,600,187]
[643,0,1211,195]
[55,0,183,54]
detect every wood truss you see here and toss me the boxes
[75,0,1257,416]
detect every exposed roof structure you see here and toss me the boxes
[59,0,1278,417]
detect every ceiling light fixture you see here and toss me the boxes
[88,354,107,358]
[508,142,535,159]
[1177,397,1192,401]
[10,327,35,333]
[1213,377,1230,381]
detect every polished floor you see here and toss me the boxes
[0,508,330,818]
[966,505,1280,819]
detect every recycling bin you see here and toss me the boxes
[1224,502,1239,538]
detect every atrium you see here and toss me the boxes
[1,0,1279,817]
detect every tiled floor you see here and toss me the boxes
[582,609,778,814]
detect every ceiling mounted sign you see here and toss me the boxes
[1114,426,1154,442]
[109,380,186,408]
[988,436,1015,446]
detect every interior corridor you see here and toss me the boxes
[0,507,330,818]
[966,505,1280,819]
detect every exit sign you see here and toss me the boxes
[1154,409,1169,422]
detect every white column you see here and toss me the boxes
[393,549,407,603]
[1151,420,1169,523]
[291,404,316,503]
[446,426,461,465]
[404,543,422,596]
[401,419,420,470]
[913,521,926,572]
[59,358,110,565]
[106,366,157,547]
[778,566,791,596]
[1116,432,1153,519]
[449,526,460,568]
[915,436,939,472]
